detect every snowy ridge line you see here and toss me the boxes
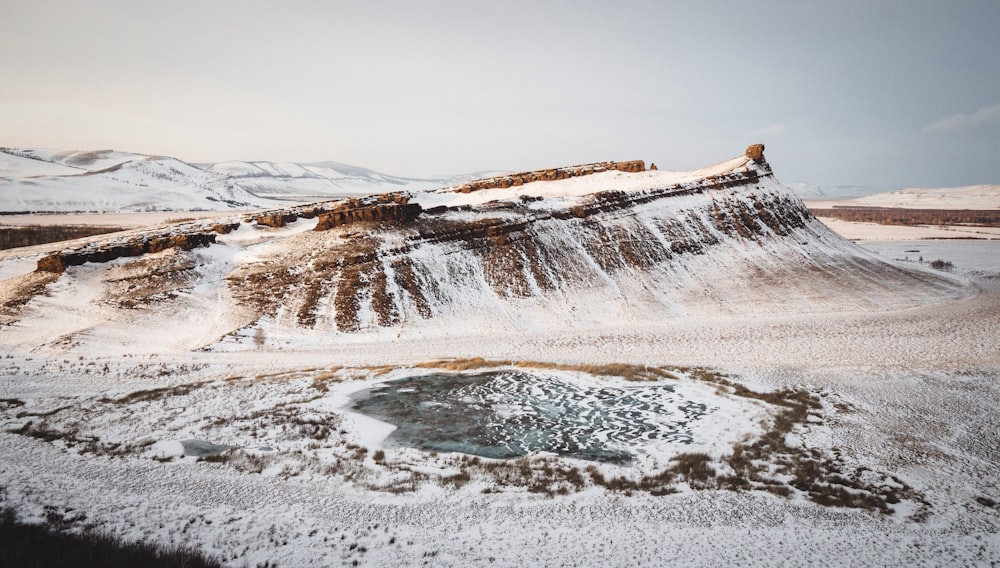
[445,159,647,194]
[1,147,466,213]
[405,166,771,247]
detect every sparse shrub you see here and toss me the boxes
[669,452,716,487]
[0,507,222,567]
[929,259,953,270]
[198,452,232,464]
[442,469,471,488]
[0,225,126,250]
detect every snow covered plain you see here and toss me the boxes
[0,153,998,566]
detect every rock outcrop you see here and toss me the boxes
[451,160,645,194]
[227,147,852,333]
[37,230,217,273]
[243,202,340,228]
[314,194,422,231]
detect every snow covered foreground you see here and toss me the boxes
[1,150,998,566]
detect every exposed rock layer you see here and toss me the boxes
[224,146,957,335]
[16,145,962,343]
[451,160,646,193]
[37,232,217,273]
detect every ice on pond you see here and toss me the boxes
[181,439,233,457]
[349,371,715,464]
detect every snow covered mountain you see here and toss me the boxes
[202,159,497,203]
[0,147,477,212]
[0,145,965,353]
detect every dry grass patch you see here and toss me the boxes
[414,358,678,382]
[0,225,125,250]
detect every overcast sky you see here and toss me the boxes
[2,0,998,187]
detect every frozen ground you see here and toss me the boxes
[1,243,998,565]
[1,165,998,564]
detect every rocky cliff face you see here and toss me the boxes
[37,231,219,273]
[222,146,958,336]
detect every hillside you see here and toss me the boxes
[0,145,965,353]
[847,183,1000,209]
[0,147,473,213]
[204,159,485,203]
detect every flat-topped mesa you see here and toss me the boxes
[314,193,422,231]
[452,160,646,194]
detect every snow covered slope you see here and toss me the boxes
[0,147,477,212]
[0,145,967,354]
[0,149,84,177]
[204,159,476,202]
[0,148,265,212]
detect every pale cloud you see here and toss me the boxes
[922,102,1000,133]
[748,124,786,137]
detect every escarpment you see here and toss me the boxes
[314,194,422,231]
[11,144,961,344]
[226,145,873,333]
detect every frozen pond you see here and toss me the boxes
[349,371,714,464]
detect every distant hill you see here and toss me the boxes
[0,147,480,213]
[786,181,892,200]
[846,184,1000,210]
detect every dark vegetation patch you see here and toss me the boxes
[7,420,154,458]
[809,207,1000,228]
[0,506,222,568]
[414,358,677,382]
[929,259,954,270]
[0,225,125,250]
[98,379,206,404]
[976,496,998,509]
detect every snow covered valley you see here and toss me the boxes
[0,147,998,566]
